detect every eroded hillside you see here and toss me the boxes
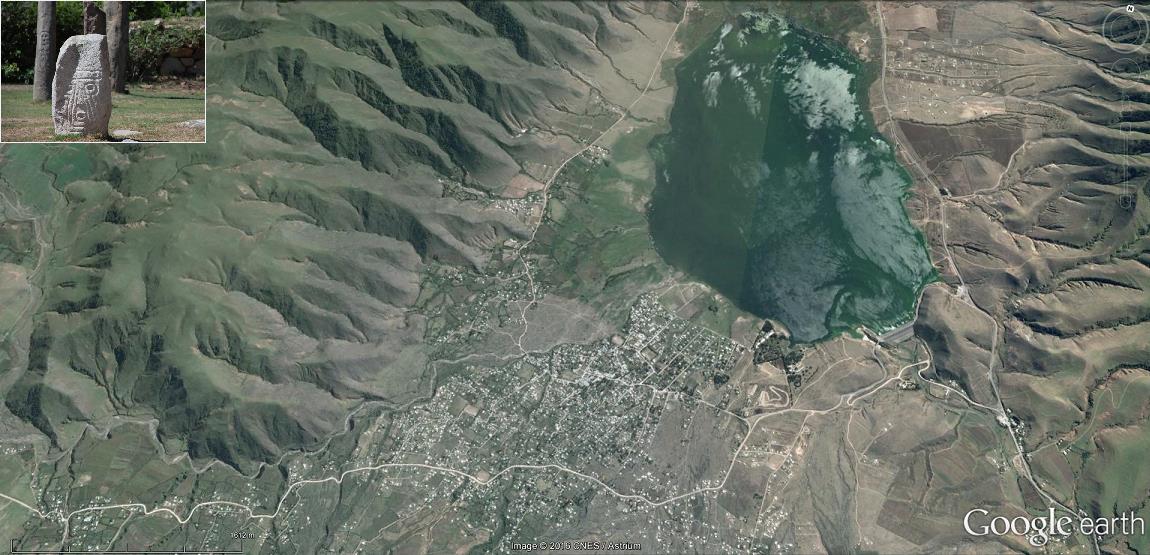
[0,0,683,473]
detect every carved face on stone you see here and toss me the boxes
[62,75,100,131]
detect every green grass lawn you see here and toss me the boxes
[1,83,205,142]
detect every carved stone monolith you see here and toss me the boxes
[83,2,106,34]
[106,1,129,93]
[32,2,56,102]
[52,35,112,137]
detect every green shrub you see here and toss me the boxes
[2,62,31,84]
[1,2,36,83]
[128,1,187,21]
[55,1,83,37]
[128,22,202,81]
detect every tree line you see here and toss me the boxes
[2,1,200,96]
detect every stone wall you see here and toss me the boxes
[127,16,206,81]
[158,45,203,77]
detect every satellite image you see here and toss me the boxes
[0,1,1147,553]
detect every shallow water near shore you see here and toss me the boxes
[648,13,935,342]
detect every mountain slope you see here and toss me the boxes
[0,0,684,472]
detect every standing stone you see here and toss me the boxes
[106,1,129,93]
[83,2,106,34]
[52,35,112,137]
[32,2,56,102]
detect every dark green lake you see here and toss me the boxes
[649,13,935,342]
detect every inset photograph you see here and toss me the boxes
[0,0,205,142]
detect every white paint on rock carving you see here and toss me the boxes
[52,34,111,136]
